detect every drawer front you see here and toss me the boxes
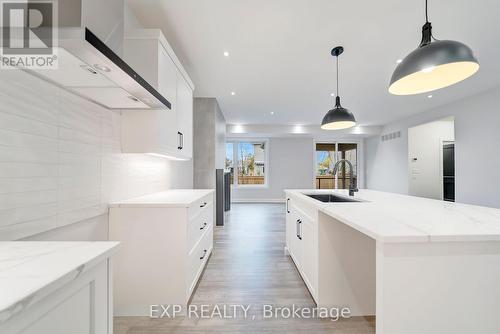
[187,225,213,296]
[188,193,214,221]
[187,202,213,254]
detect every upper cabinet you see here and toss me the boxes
[121,29,194,159]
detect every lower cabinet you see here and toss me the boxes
[109,192,214,315]
[300,216,316,296]
[286,197,318,301]
[1,260,113,334]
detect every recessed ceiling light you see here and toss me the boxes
[223,51,229,57]
[231,91,236,96]
[270,111,274,115]
[330,93,335,97]
[396,59,403,64]
[427,94,433,98]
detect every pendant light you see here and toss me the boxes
[321,46,356,130]
[389,0,479,95]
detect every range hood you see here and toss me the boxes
[25,0,171,110]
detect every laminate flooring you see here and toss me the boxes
[114,203,375,333]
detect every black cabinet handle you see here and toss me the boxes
[200,202,207,208]
[286,198,290,213]
[200,249,207,260]
[296,219,302,240]
[297,219,302,240]
[200,222,207,230]
[177,131,183,150]
[299,220,302,240]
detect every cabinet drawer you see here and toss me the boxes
[187,225,213,296]
[187,202,213,254]
[188,193,213,221]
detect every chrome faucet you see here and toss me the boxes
[332,159,358,196]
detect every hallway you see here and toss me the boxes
[115,204,375,333]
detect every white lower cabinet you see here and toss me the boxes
[109,192,214,315]
[0,243,117,334]
[300,216,316,296]
[285,195,318,302]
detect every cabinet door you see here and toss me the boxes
[289,208,302,269]
[285,198,296,257]
[157,46,178,153]
[300,216,316,296]
[175,71,193,158]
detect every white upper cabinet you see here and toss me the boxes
[121,29,194,159]
[176,70,194,158]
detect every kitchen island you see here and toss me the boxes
[285,189,500,334]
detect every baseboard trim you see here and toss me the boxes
[231,198,285,204]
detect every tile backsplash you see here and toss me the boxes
[0,70,190,240]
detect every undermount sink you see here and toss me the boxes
[303,193,362,203]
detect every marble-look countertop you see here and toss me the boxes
[285,189,500,243]
[0,242,119,322]
[109,189,214,208]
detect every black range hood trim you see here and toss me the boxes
[84,28,172,110]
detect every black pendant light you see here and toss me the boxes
[321,46,356,130]
[389,0,479,95]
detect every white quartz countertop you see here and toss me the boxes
[109,189,214,208]
[285,189,500,243]
[0,242,119,322]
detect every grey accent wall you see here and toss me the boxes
[193,98,226,189]
[365,87,500,208]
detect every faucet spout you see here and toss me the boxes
[332,159,358,196]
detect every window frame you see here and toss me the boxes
[226,138,270,188]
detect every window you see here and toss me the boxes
[225,140,267,186]
[315,143,337,189]
[337,143,357,190]
[225,142,234,184]
[315,142,357,189]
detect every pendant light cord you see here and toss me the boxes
[336,55,339,97]
[425,0,428,23]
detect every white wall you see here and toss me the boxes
[365,87,500,208]
[0,69,192,241]
[231,137,314,202]
[408,118,454,200]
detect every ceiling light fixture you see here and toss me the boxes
[321,46,356,130]
[231,91,236,96]
[270,111,274,115]
[223,51,229,57]
[389,0,479,95]
[427,94,433,98]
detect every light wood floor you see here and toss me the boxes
[114,203,375,333]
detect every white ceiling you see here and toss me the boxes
[127,0,500,126]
